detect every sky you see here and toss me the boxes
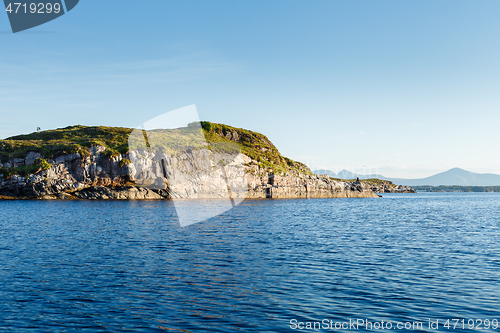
[1,0,500,178]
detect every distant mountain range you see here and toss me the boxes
[313,169,387,180]
[313,168,500,186]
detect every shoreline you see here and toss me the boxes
[0,185,383,200]
[0,124,405,200]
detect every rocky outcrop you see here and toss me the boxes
[246,165,379,199]
[366,181,416,193]
[72,186,164,200]
[0,146,379,200]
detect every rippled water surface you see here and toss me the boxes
[1,193,500,332]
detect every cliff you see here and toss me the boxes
[0,123,380,200]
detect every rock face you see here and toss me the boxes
[367,181,416,193]
[246,168,379,199]
[0,146,379,200]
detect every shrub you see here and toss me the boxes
[38,158,52,171]
[119,158,131,168]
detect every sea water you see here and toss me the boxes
[1,193,500,332]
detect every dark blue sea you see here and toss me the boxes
[1,193,500,332]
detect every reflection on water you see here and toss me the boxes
[1,193,500,332]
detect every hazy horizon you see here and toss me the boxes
[2,1,500,178]
[3,122,496,180]
[313,166,500,181]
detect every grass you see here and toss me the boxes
[0,122,313,177]
[1,125,133,159]
[119,158,132,168]
[201,122,312,175]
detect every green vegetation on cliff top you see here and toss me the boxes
[1,125,132,160]
[0,122,312,175]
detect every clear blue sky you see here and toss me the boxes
[1,0,500,178]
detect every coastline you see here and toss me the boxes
[0,149,380,200]
[0,123,394,200]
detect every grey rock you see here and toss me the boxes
[90,145,106,157]
[54,153,81,164]
[25,152,42,166]
[13,158,25,167]
[72,186,165,200]
[0,147,380,200]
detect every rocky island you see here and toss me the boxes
[348,179,416,194]
[0,122,400,200]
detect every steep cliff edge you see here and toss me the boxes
[0,123,379,199]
